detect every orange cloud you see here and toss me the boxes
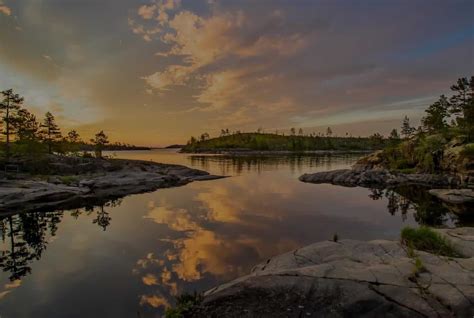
[142,273,159,286]
[0,0,11,16]
[139,294,170,308]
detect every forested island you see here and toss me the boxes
[182,131,392,153]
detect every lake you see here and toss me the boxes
[0,149,467,317]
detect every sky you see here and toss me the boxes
[0,0,473,146]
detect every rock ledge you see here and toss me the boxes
[192,228,474,317]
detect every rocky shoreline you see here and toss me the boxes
[300,168,462,188]
[190,227,474,317]
[0,157,223,213]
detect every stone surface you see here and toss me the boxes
[299,168,460,188]
[429,189,474,204]
[191,228,474,317]
[0,159,223,213]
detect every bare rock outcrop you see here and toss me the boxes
[190,228,474,317]
[0,159,223,213]
[299,169,460,188]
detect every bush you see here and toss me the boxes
[461,143,474,159]
[165,292,203,318]
[401,226,463,258]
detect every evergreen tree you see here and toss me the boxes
[91,130,109,158]
[14,108,39,142]
[421,95,449,133]
[326,127,332,137]
[389,128,400,140]
[39,112,62,154]
[401,116,415,139]
[0,89,24,159]
[449,76,474,140]
[65,130,81,154]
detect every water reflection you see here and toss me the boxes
[189,154,358,176]
[369,187,473,226]
[0,200,123,282]
[0,211,63,282]
[0,151,471,317]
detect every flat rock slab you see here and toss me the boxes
[429,189,474,204]
[300,169,460,188]
[193,228,474,317]
[0,160,224,213]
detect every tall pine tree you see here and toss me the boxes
[421,95,449,133]
[39,112,62,154]
[0,89,24,159]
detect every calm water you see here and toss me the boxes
[0,149,466,317]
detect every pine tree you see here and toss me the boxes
[326,127,332,137]
[66,130,81,143]
[14,108,39,142]
[0,89,24,159]
[39,112,62,154]
[421,95,449,133]
[401,116,415,139]
[65,130,81,154]
[91,130,109,158]
[389,128,400,140]
[449,76,474,140]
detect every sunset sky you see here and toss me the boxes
[0,0,473,146]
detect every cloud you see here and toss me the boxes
[142,273,159,286]
[0,0,11,16]
[134,1,310,121]
[139,294,170,308]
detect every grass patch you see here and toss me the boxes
[401,226,463,258]
[165,292,203,318]
[59,175,78,186]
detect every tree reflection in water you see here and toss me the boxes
[368,186,473,226]
[0,211,63,281]
[0,199,122,281]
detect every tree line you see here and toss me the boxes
[401,76,473,140]
[0,89,112,160]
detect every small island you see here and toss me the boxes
[0,89,222,213]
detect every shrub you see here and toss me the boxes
[461,143,474,159]
[401,226,463,258]
[165,292,203,318]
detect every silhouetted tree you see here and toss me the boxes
[65,129,81,154]
[401,116,415,139]
[91,130,109,158]
[326,127,332,137]
[14,108,39,142]
[0,89,24,159]
[39,112,62,154]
